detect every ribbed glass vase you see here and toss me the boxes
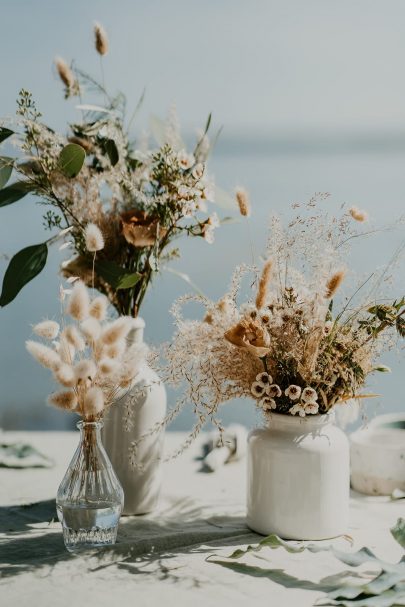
[56,420,124,552]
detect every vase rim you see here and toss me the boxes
[265,410,335,429]
[77,419,104,429]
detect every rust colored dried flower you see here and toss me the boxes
[55,57,75,89]
[235,187,251,217]
[121,210,167,248]
[325,270,346,299]
[255,260,273,309]
[224,317,270,357]
[94,22,109,56]
[349,206,368,222]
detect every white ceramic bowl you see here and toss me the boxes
[350,413,405,495]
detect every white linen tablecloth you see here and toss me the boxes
[0,430,404,607]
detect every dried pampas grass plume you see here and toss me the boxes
[101,317,132,345]
[48,390,78,411]
[90,296,108,321]
[98,358,119,376]
[255,260,273,309]
[62,325,86,351]
[84,223,104,252]
[33,320,60,340]
[235,187,251,217]
[84,386,105,416]
[67,280,90,321]
[94,22,109,56]
[325,270,346,299]
[74,360,97,382]
[26,340,61,370]
[80,318,101,342]
[55,57,75,89]
[349,206,369,222]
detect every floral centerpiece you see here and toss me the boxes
[0,22,230,315]
[25,279,147,551]
[140,195,404,539]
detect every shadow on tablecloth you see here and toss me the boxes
[0,495,257,580]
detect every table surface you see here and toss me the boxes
[1,430,404,607]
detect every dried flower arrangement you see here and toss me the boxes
[0,22,232,316]
[26,279,147,421]
[130,196,404,459]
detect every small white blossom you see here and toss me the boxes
[201,185,215,202]
[267,384,282,398]
[192,163,205,180]
[208,212,220,228]
[251,381,266,398]
[285,385,302,401]
[255,371,272,387]
[302,387,318,403]
[323,320,334,336]
[260,396,277,412]
[304,402,319,415]
[177,150,195,170]
[84,223,104,252]
[289,403,306,417]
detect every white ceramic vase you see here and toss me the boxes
[102,319,167,515]
[247,411,350,540]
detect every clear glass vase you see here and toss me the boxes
[56,420,124,553]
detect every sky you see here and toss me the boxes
[0,0,404,430]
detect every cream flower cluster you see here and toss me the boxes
[26,280,147,420]
[251,373,319,417]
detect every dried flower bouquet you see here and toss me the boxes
[137,196,404,457]
[0,22,230,316]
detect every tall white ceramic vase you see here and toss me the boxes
[247,411,349,540]
[102,318,167,515]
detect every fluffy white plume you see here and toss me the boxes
[58,337,76,364]
[119,343,148,386]
[98,357,120,376]
[74,359,97,382]
[84,223,105,252]
[80,318,101,342]
[54,363,76,387]
[26,341,61,370]
[33,320,60,340]
[83,386,104,416]
[62,325,86,351]
[105,339,127,359]
[67,280,90,321]
[48,390,78,410]
[89,296,108,321]
[101,317,133,345]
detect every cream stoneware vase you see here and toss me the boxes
[247,411,350,540]
[102,318,167,515]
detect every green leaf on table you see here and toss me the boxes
[0,127,14,144]
[0,242,48,306]
[391,518,405,549]
[0,181,32,207]
[58,143,86,178]
[95,259,141,290]
[0,156,13,188]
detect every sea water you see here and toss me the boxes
[56,503,121,552]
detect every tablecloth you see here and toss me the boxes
[0,431,404,607]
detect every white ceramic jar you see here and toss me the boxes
[247,411,350,540]
[102,319,167,515]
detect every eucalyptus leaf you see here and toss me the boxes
[0,156,13,188]
[58,143,86,178]
[102,138,119,166]
[0,127,14,144]
[0,242,48,306]
[95,259,141,290]
[0,181,31,207]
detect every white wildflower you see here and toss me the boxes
[255,371,272,387]
[267,384,282,398]
[285,385,302,401]
[304,402,319,415]
[289,403,306,417]
[177,150,195,170]
[84,223,105,252]
[323,320,334,336]
[302,387,318,404]
[251,381,266,398]
[192,163,204,180]
[33,320,60,340]
[260,396,277,412]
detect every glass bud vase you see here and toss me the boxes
[56,420,124,552]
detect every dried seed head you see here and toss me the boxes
[33,320,60,340]
[48,390,78,411]
[94,22,109,55]
[255,260,273,310]
[26,340,61,370]
[67,280,90,321]
[55,57,75,89]
[89,296,108,321]
[84,223,104,252]
[325,270,346,299]
[62,325,86,351]
[54,363,76,388]
[235,187,251,217]
[84,386,105,416]
[349,206,369,222]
